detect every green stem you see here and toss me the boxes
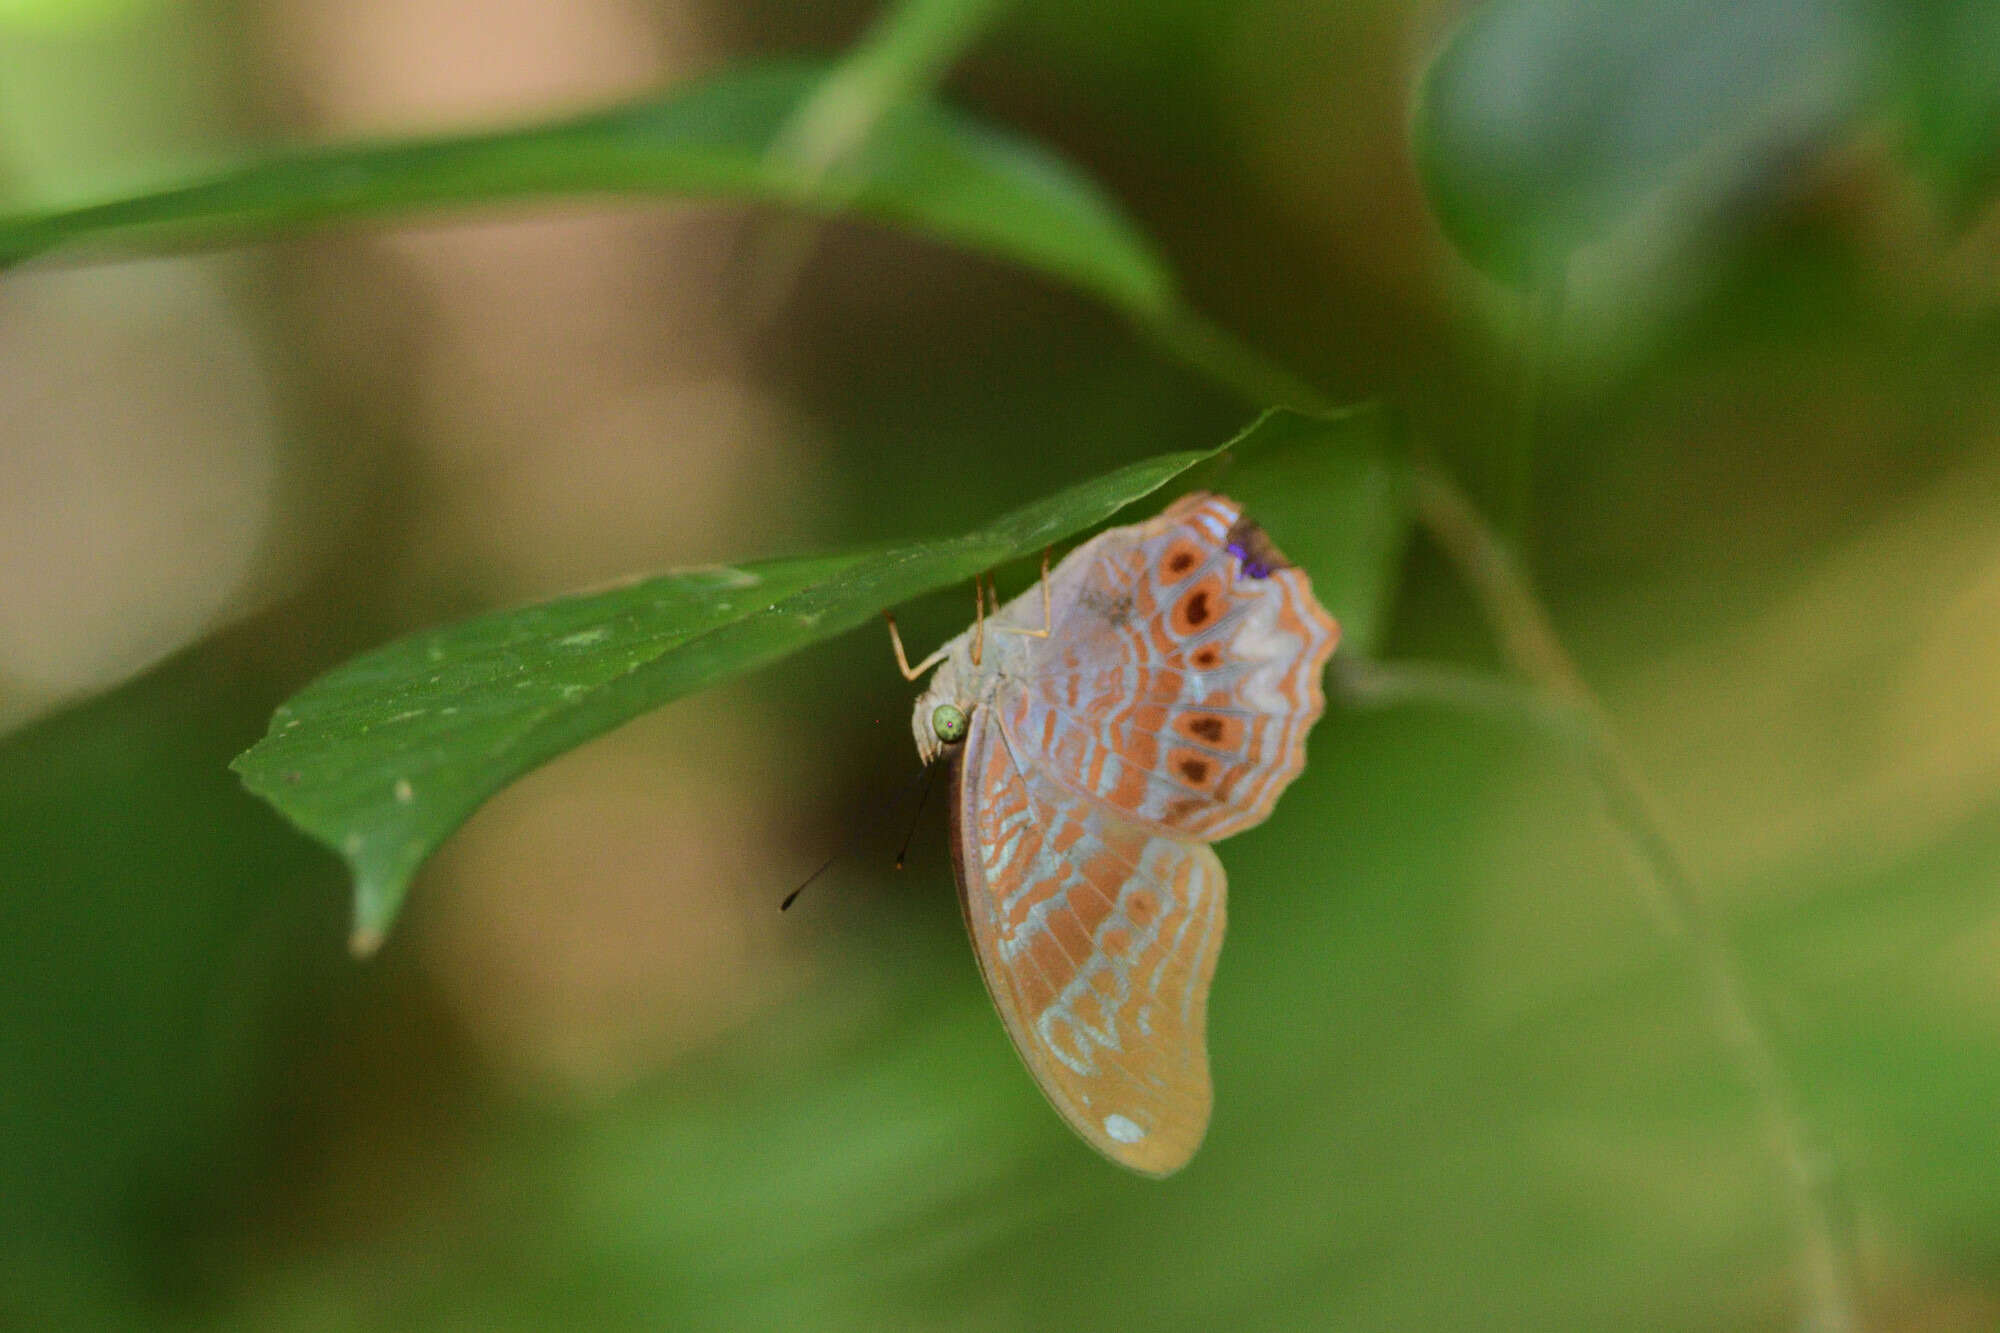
[1410,470,1857,1332]
[770,0,1017,178]
[1331,657,1592,747]
[1503,264,1566,542]
[1150,304,1859,1333]
[741,0,1018,322]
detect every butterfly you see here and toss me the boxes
[889,492,1339,1175]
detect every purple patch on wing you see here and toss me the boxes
[1227,541,1272,580]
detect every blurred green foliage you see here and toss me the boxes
[5,1,2000,1330]
[1413,0,1866,284]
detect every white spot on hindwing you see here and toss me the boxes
[1103,1113,1146,1143]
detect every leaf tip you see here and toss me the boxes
[348,863,403,960]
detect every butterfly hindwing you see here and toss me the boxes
[951,705,1224,1176]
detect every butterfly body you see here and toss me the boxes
[909,492,1338,1176]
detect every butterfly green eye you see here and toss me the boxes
[931,704,969,745]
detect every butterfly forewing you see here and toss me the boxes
[951,706,1224,1176]
[1000,494,1339,841]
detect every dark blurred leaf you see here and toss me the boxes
[0,649,341,1324]
[234,408,1403,954]
[1879,0,2000,217]
[0,60,1173,317]
[1413,0,1865,283]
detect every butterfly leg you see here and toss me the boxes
[885,573,991,679]
[971,574,987,666]
[884,612,952,681]
[995,548,1053,640]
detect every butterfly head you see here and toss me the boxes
[930,703,968,746]
[911,658,974,765]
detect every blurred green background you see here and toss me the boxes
[5,0,2000,1328]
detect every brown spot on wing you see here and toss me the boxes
[1160,539,1204,582]
[1174,712,1244,752]
[1172,576,1226,636]
[1079,588,1135,625]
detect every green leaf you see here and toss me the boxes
[1412,0,1864,283]
[0,59,1173,317]
[233,407,1398,954]
[1881,0,2000,219]
[0,643,341,1320]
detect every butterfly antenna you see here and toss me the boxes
[893,761,943,870]
[780,854,839,911]
[781,759,937,911]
